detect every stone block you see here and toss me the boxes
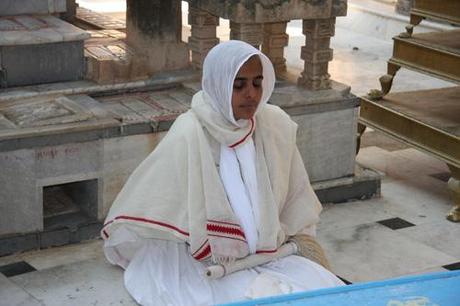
[294,107,358,182]
[188,36,219,53]
[191,26,218,39]
[0,149,41,235]
[270,81,359,183]
[188,7,219,27]
[85,41,149,84]
[314,165,381,203]
[0,0,66,16]
[301,48,334,63]
[0,233,39,256]
[40,228,71,248]
[1,41,85,87]
[0,15,89,87]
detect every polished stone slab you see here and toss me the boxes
[0,274,42,306]
[0,240,103,271]
[318,197,394,233]
[10,257,136,306]
[399,221,460,258]
[318,222,457,283]
[356,146,448,181]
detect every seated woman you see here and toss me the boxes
[102,40,344,305]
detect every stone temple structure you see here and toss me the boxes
[0,0,378,255]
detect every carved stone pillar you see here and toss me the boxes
[262,22,289,74]
[298,18,335,91]
[126,0,189,73]
[230,22,263,49]
[188,7,219,69]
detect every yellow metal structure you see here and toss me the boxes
[411,0,460,26]
[359,1,460,221]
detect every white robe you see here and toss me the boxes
[102,41,344,305]
[121,237,343,306]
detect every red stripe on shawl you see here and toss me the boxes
[102,215,190,238]
[229,117,255,148]
[208,233,246,243]
[193,243,211,261]
[192,239,209,256]
[207,223,246,239]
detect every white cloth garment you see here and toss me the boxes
[102,40,344,305]
[220,139,260,254]
[123,236,344,306]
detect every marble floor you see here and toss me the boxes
[1,0,459,305]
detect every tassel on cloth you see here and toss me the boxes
[288,234,331,271]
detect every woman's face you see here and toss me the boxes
[231,55,263,121]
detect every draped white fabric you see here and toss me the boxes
[123,237,344,306]
[219,139,259,254]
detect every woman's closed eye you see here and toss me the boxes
[253,77,263,87]
[233,79,246,90]
[233,77,263,90]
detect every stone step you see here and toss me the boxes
[76,6,126,30]
[0,0,66,16]
[0,15,90,88]
[84,30,149,83]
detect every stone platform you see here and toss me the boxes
[84,30,149,84]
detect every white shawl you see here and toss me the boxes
[102,41,322,265]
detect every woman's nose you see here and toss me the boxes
[245,84,258,99]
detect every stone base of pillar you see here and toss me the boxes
[271,79,359,183]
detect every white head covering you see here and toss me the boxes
[202,40,276,126]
